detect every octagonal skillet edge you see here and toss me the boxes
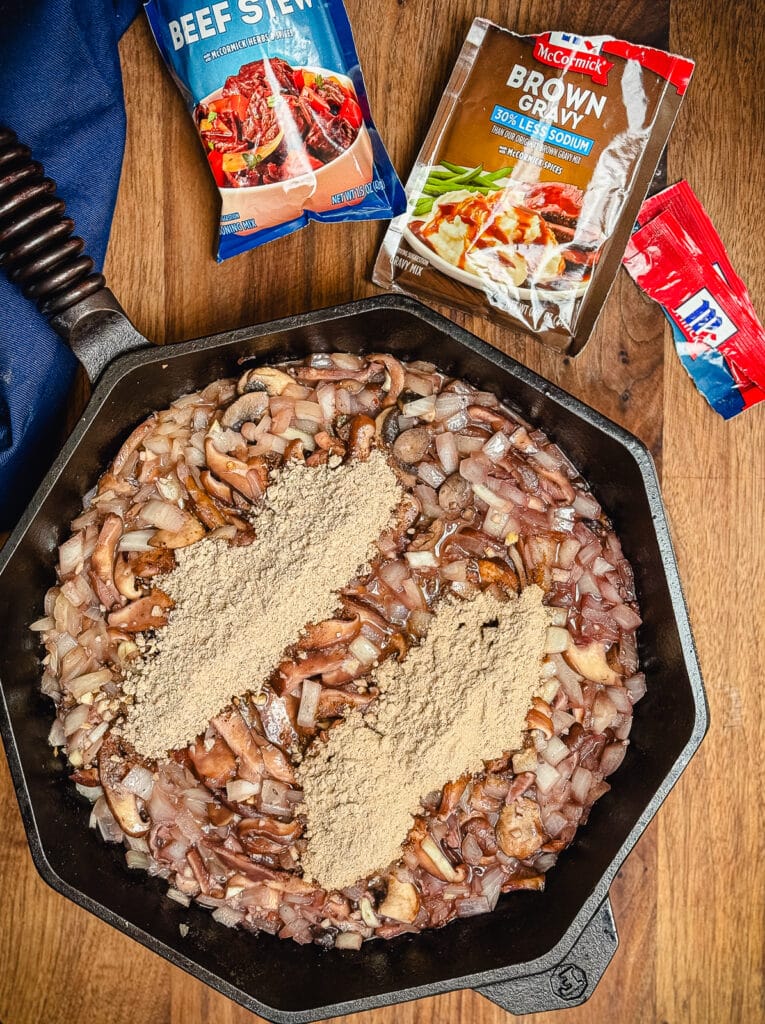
[0,126,708,1019]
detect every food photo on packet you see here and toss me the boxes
[0,1,762,1023]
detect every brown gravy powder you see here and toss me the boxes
[120,453,403,758]
[297,585,551,891]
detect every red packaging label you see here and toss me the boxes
[624,209,765,416]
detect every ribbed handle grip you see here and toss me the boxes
[0,125,106,319]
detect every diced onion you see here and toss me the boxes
[435,432,459,474]
[542,735,569,767]
[139,499,186,532]
[349,635,379,665]
[571,766,593,803]
[480,866,504,911]
[295,400,323,422]
[624,673,647,702]
[535,761,560,794]
[402,396,436,420]
[456,895,491,918]
[573,492,601,517]
[418,461,446,489]
[405,551,438,568]
[335,931,363,950]
[472,482,510,510]
[600,742,628,777]
[359,897,380,928]
[260,778,292,816]
[167,888,191,907]
[544,626,570,654]
[67,668,112,700]
[126,850,151,870]
[48,718,66,747]
[611,604,642,630]
[483,431,512,463]
[58,533,85,576]
[118,529,157,552]
[75,782,103,802]
[434,393,466,420]
[122,766,155,800]
[297,679,322,730]
[212,906,245,928]
[64,704,91,737]
[226,779,260,803]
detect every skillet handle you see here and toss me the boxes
[0,125,148,383]
[474,896,618,1015]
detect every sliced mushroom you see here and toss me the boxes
[276,651,350,694]
[189,735,237,788]
[298,616,360,650]
[106,589,174,631]
[564,640,619,685]
[113,555,145,600]
[129,548,176,578]
[98,735,150,838]
[96,472,136,497]
[438,774,470,815]
[348,414,376,461]
[305,450,329,467]
[238,816,302,843]
[379,876,420,923]
[369,353,405,408]
[149,509,206,549]
[473,558,520,593]
[467,406,512,432]
[186,847,220,896]
[183,472,227,529]
[496,798,545,860]
[258,741,296,785]
[205,424,266,502]
[314,431,345,456]
[92,514,123,589]
[221,391,269,429]
[284,438,305,462]
[112,418,156,476]
[316,687,374,718]
[211,710,265,783]
[297,364,377,383]
[393,426,431,465]
[375,406,400,447]
[237,366,293,396]
[438,473,471,515]
[200,469,233,504]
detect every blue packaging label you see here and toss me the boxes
[144,0,405,260]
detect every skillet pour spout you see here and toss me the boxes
[0,127,708,1022]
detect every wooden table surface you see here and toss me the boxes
[1,2,763,1022]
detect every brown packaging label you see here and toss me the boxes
[374,21,694,353]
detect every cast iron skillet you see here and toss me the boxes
[0,127,708,1020]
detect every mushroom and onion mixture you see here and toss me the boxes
[35,352,645,947]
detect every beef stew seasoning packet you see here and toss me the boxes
[144,0,405,261]
[624,181,765,419]
[374,20,694,354]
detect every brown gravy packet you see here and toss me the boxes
[374,21,694,353]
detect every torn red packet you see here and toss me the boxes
[623,205,765,418]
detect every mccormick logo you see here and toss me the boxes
[674,288,738,349]
[533,32,614,86]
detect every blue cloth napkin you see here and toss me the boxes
[0,0,140,530]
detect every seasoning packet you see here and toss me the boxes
[144,0,405,261]
[623,185,765,419]
[374,21,694,354]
